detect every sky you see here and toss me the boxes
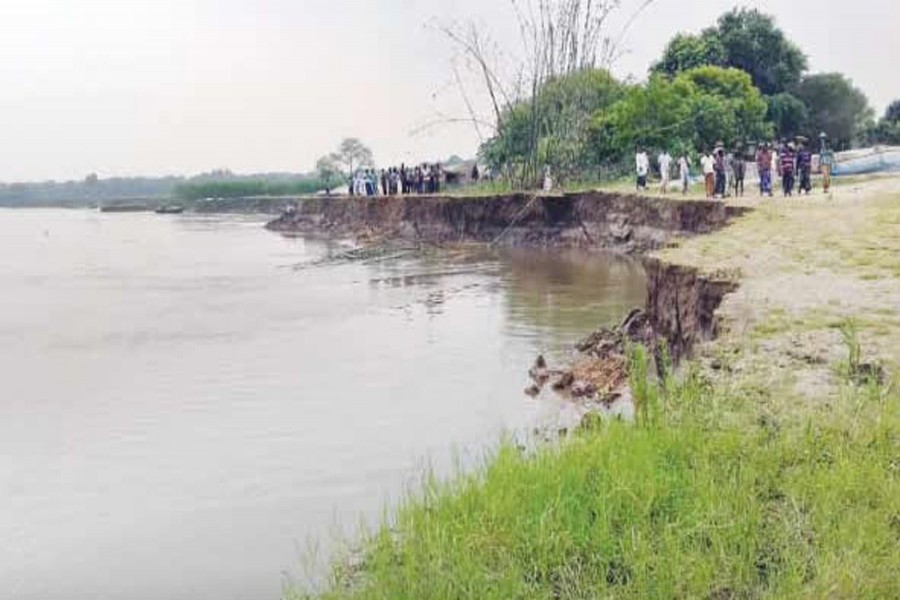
[1,0,897,182]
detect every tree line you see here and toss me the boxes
[473,6,899,187]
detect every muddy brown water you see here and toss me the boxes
[0,209,646,600]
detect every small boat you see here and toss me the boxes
[99,205,151,213]
[833,146,900,176]
[155,205,185,214]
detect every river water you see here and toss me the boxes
[0,209,646,600]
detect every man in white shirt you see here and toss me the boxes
[658,150,673,194]
[700,151,715,198]
[635,149,649,191]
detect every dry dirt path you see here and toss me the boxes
[654,175,900,413]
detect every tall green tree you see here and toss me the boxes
[652,8,807,96]
[766,93,809,139]
[714,8,807,95]
[794,73,873,148]
[588,67,770,163]
[885,100,900,124]
[679,66,771,148]
[652,32,725,77]
[480,69,624,183]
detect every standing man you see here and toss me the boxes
[678,152,691,195]
[714,148,727,199]
[780,143,796,197]
[658,149,673,194]
[731,147,746,197]
[701,149,715,199]
[756,143,771,196]
[635,148,650,191]
[819,133,835,194]
[796,142,813,195]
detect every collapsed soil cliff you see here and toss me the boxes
[266,191,747,253]
[643,259,738,362]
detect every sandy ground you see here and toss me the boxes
[653,175,900,412]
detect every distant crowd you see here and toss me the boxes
[635,136,836,199]
[348,163,482,196]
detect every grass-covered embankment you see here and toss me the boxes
[292,178,900,599]
[297,349,898,599]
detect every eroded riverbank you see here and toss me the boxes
[265,191,747,254]
[294,180,900,600]
[265,191,747,405]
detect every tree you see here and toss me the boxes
[766,93,808,139]
[651,8,807,96]
[85,173,99,185]
[794,73,873,148]
[885,100,900,124]
[480,69,624,183]
[334,138,374,179]
[442,0,659,187]
[680,66,770,147]
[651,32,725,78]
[587,67,770,164]
[315,154,341,195]
[714,8,807,95]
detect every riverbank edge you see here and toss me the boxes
[265,190,746,363]
[283,185,900,598]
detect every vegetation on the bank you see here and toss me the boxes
[465,6,895,188]
[294,345,899,599]
[173,177,325,200]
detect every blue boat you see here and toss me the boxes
[833,146,900,176]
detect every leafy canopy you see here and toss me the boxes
[652,8,807,96]
[589,66,770,162]
[794,73,873,148]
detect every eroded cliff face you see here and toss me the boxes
[643,259,738,361]
[265,192,747,253]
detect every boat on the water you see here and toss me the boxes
[834,146,900,176]
[99,205,151,213]
[155,205,185,214]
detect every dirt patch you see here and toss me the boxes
[655,175,900,412]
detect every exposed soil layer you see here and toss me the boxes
[643,259,739,363]
[265,192,747,253]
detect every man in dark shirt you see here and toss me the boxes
[714,148,727,198]
[731,147,746,197]
[780,144,796,197]
[796,143,813,194]
[756,143,773,197]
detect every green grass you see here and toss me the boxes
[291,349,900,599]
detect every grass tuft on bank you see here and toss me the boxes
[292,348,900,600]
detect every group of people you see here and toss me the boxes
[635,136,836,200]
[753,140,834,197]
[351,163,447,196]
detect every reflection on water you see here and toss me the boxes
[0,210,646,600]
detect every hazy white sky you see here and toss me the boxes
[1,0,897,181]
